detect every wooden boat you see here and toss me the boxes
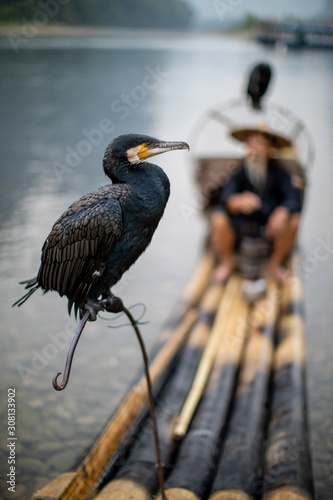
[257,21,333,50]
[33,69,315,500]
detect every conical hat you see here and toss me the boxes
[230,121,292,149]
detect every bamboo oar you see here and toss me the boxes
[209,280,280,500]
[173,274,242,440]
[157,278,250,500]
[94,280,225,500]
[262,267,315,500]
[32,253,214,500]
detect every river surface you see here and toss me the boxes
[0,32,332,499]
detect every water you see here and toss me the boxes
[0,33,332,499]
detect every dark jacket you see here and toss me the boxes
[219,159,302,218]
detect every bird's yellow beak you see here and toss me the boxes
[139,140,190,160]
[127,140,189,164]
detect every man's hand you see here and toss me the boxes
[227,191,262,215]
[266,206,290,239]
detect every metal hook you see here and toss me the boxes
[52,311,90,391]
[122,306,167,500]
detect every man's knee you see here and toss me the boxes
[211,211,232,232]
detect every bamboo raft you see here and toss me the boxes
[32,248,315,500]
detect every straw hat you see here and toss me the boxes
[230,121,292,149]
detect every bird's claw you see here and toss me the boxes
[81,294,124,321]
[81,299,101,321]
[104,295,124,313]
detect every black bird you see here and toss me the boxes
[246,63,272,110]
[14,134,189,319]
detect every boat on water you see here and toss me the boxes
[33,66,315,500]
[257,21,333,50]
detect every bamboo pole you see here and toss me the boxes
[94,280,225,500]
[31,474,76,500]
[157,278,250,500]
[210,491,252,500]
[263,485,313,500]
[209,280,280,499]
[91,478,151,500]
[261,269,315,500]
[158,488,200,500]
[98,484,201,500]
[32,254,213,500]
[173,274,242,440]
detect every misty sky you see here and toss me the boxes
[186,0,330,22]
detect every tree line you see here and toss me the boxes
[0,0,193,29]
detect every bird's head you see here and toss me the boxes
[103,134,189,181]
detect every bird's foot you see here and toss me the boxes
[81,294,124,321]
[102,294,124,314]
[81,299,105,321]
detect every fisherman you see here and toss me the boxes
[211,123,302,283]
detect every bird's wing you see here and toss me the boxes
[38,192,124,314]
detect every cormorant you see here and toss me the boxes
[14,134,189,320]
[247,63,272,110]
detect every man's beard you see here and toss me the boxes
[245,154,267,192]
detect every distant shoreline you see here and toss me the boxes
[0,24,255,40]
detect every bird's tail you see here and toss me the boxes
[12,278,39,307]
